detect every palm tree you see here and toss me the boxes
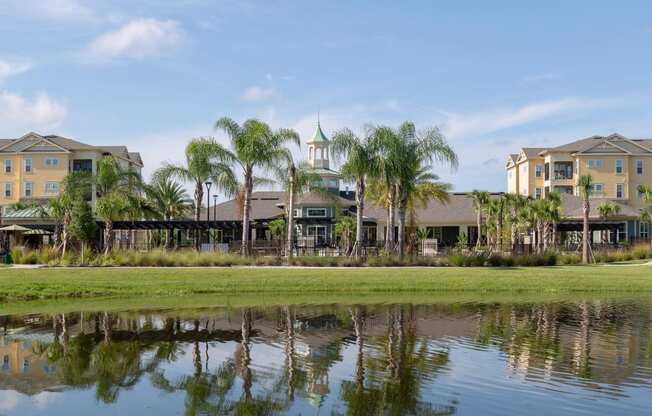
[273,160,322,258]
[638,185,652,247]
[96,192,129,254]
[405,172,451,254]
[155,138,236,222]
[545,192,562,251]
[505,193,527,253]
[485,196,507,252]
[331,127,381,258]
[335,215,356,255]
[366,177,396,252]
[578,174,593,264]
[377,122,457,259]
[214,118,300,256]
[469,190,490,250]
[145,178,192,248]
[49,172,92,258]
[595,200,619,245]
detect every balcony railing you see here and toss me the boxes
[553,171,573,180]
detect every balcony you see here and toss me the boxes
[552,162,573,180]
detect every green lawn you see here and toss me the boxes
[0,265,651,303]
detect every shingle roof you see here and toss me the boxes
[307,122,329,143]
[559,193,642,219]
[521,148,548,159]
[206,191,286,221]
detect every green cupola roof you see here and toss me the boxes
[308,120,329,143]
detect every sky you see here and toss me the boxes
[2,0,652,195]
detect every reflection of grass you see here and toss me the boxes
[3,290,652,317]
[1,265,652,304]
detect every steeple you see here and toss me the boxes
[307,116,330,169]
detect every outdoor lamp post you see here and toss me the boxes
[213,194,218,249]
[205,181,212,248]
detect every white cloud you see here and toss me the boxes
[440,97,615,140]
[2,0,95,21]
[86,18,182,61]
[0,90,67,135]
[0,59,32,84]
[240,86,276,102]
[0,390,23,412]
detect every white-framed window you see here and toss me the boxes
[4,183,11,198]
[45,158,59,167]
[616,183,625,199]
[590,183,604,196]
[535,165,543,178]
[640,222,649,240]
[615,159,624,174]
[24,182,33,197]
[535,188,542,199]
[636,160,644,176]
[293,208,301,218]
[575,159,579,174]
[425,226,443,241]
[587,159,603,169]
[4,160,11,174]
[24,158,32,173]
[306,208,327,217]
[44,181,60,194]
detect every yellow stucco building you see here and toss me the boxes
[506,133,652,242]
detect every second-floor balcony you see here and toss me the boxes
[552,162,573,180]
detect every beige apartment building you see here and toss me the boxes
[507,133,652,242]
[0,132,142,211]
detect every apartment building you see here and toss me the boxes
[0,132,142,209]
[507,133,652,242]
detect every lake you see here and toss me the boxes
[1,300,652,415]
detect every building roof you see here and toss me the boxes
[0,133,143,167]
[542,133,652,155]
[521,148,548,159]
[206,191,285,221]
[307,121,329,143]
[558,193,642,220]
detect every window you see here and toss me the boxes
[616,183,625,199]
[587,159,603,169]
[24,182,33,197]
[44,181,59,194]
[4,183,11,198]
[521,187,527,195]
[535,164,543,178]
[24,158,32,173]
[306,208,327,217]
[590,183,604,196]
[293,208,301,218]
[4,160,11,174]
[575,159,579,174]
[45,158,59,167]
[425,226,443,241]
[535,188,542,199]
[640,222,649,240]
[636,160,644,176]
[615,159,624,174]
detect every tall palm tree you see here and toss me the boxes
[273,160,322,258]
[145,178,192,248]
[596,201,620,244]
[376,122,457,259]
[505,193,527,253]
[578,174,593,264]
[155,137,236,223]
[469,190,490,250]
[485,196,507,252]
[96,192,129,254]
[214,118,300,256]
[331,127,381,258]
[638,185,652,247]
[366,177,396,252]
[544,192,562,251]
[405,172,451,254]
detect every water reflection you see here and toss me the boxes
[1,301,652,415]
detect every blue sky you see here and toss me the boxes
[1,0,652,193]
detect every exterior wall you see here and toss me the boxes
[1,153,70,204]
[507,165,519,193]
[514,158,544,198]
[629,156,652,208]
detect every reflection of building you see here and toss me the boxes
[0,336,60,395]
[507,134,652,243]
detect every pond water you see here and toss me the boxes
[1,300,652,415]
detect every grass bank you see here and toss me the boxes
[1,265,652,303]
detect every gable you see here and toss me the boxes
[0,133,69,153]
[579,140,629,154]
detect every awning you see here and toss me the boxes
[0,225,31,232]
[23,229,52,235]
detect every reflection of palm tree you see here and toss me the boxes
[284,305,296,401]
[240,308,253,402]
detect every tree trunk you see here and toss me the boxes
[194,181,203,251]
[385,187,395,253]
[475,210,482,249]
[353,179,365,259]
[497,205,503,252]
[286,166,295,259]
[165,214,172,249]
[104,220,113,255]
[582,199,590,264]
[241,171,253,257]
[537,222,544,254]
[397,198,407,260]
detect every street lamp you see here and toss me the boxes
[205,181,212,248]
[213,194,218,248]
